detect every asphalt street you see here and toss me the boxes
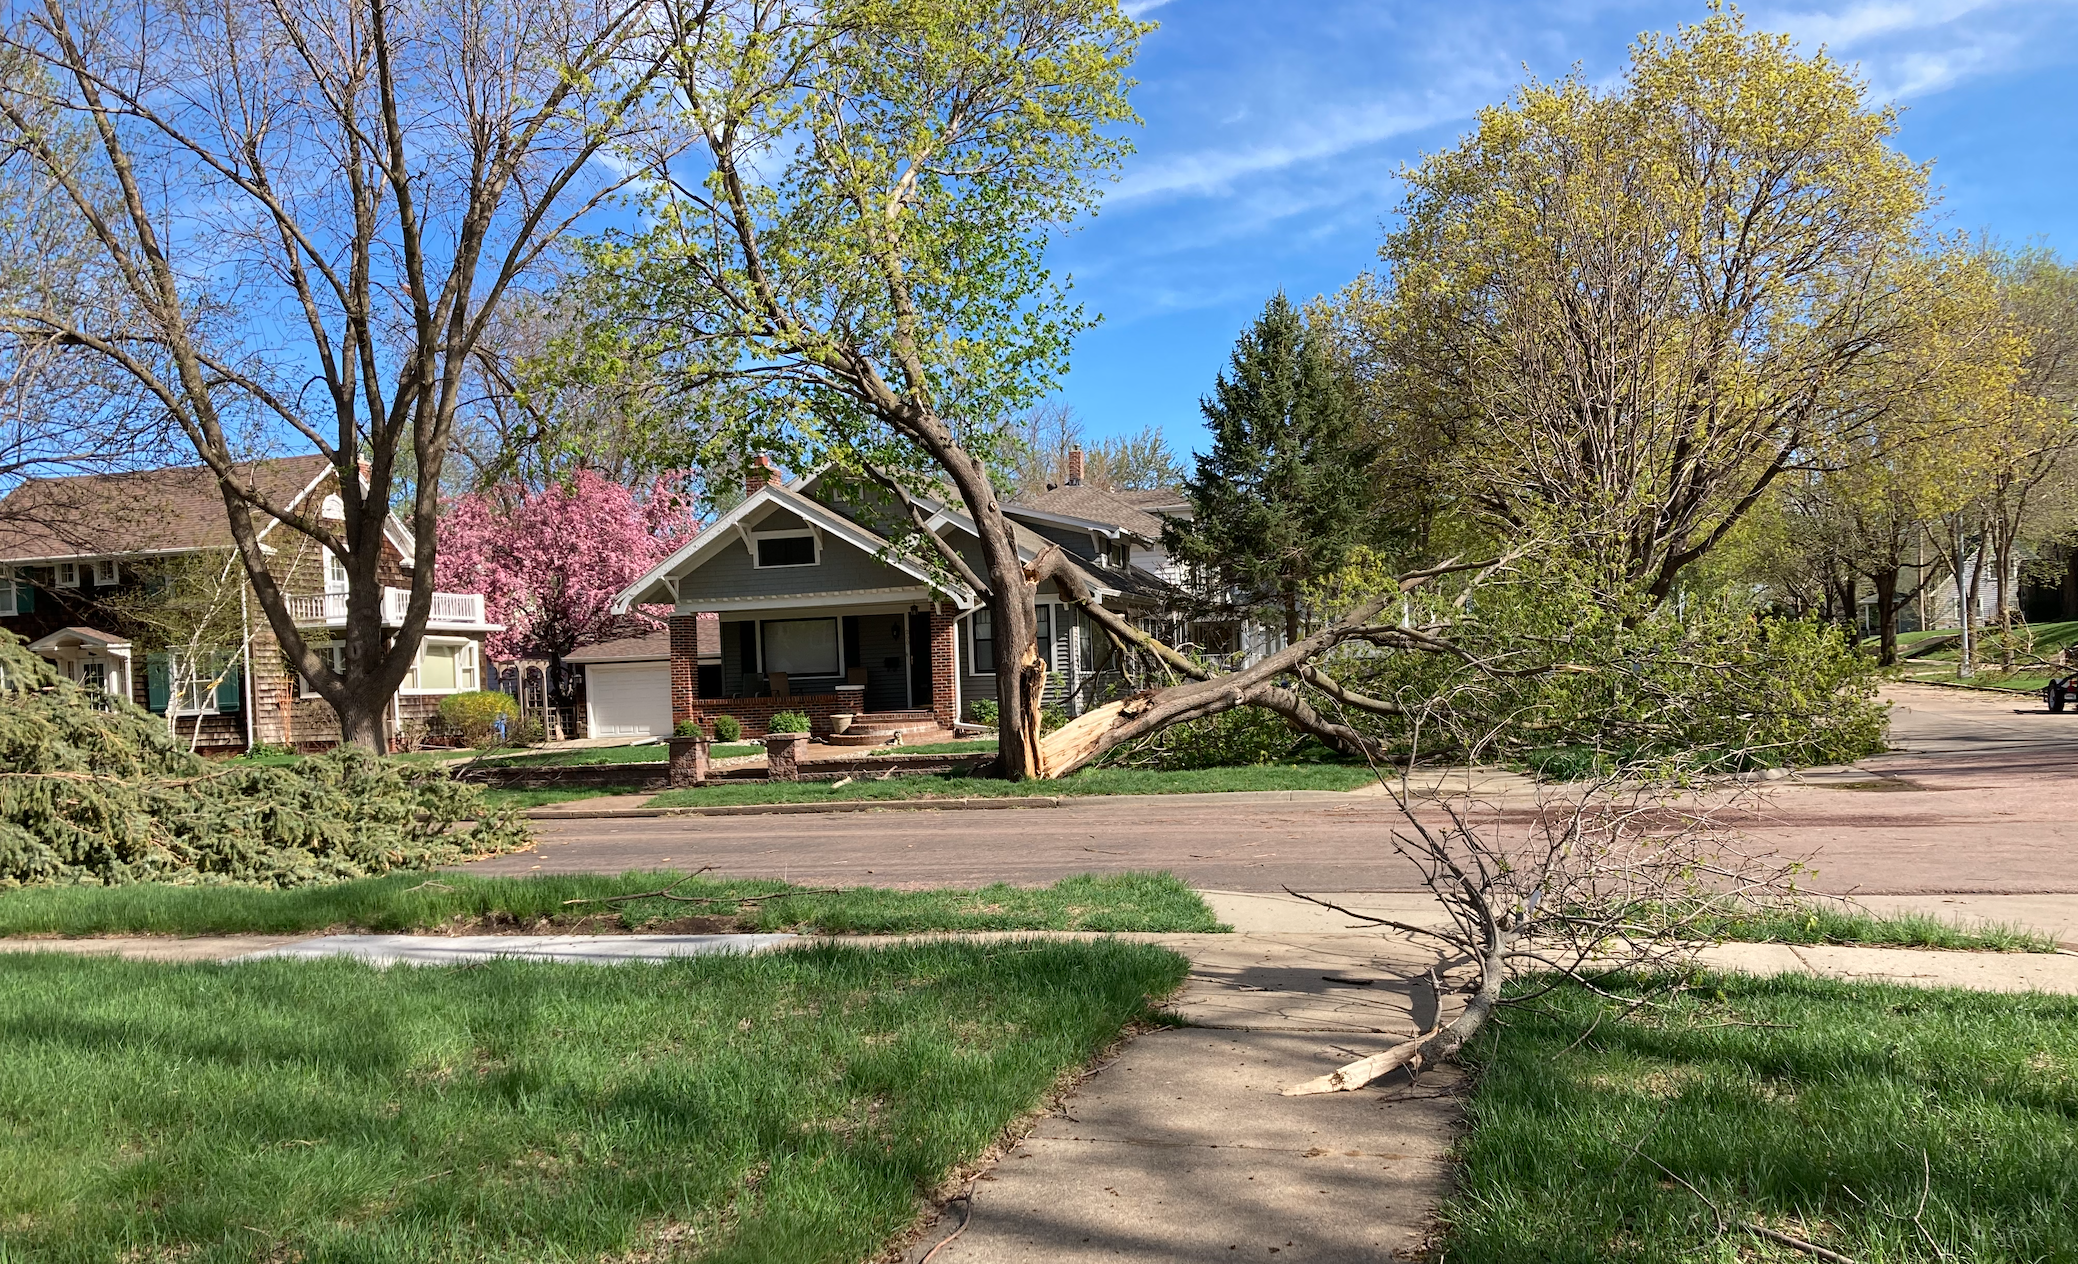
[472,684,2078,895]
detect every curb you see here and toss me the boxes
[529,796,1065,820]
[524,787,1367,821]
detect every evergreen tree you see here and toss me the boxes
[1165,294,1372,646]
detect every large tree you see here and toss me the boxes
[1353,9,1934,609]
[1163,293,1373,646]
[0,0,671,749]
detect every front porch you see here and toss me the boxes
[669,607,959,740]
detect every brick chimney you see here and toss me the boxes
[1066,445,1084,486]
[745,455,781,499]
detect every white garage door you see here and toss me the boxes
[586,661,672,737]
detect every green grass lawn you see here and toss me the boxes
[0,870,1225,937]
[645,761,1380,807]
[1684,902,2057,952]
[0,940,1188,1263]
[477,784,653,811]
[474,742,765,768]
[1445,973,2078,1263]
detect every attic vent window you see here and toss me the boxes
[755,533,816,568]
[321,494,345,520]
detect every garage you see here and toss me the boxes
[584,661,671,737]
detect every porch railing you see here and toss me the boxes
[285,587,486,628]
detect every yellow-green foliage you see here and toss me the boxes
[436,690,520,747]
[0,633,531,887]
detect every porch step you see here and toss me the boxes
[849,711,942,735]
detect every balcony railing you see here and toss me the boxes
[286,587,488,628]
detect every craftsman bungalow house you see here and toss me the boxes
[0,455,498,753]
[603,458,1193,740]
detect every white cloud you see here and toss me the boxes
[1760,0,2076,99]
[1112,101,1444,203]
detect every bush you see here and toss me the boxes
[0,631,531,887]
[965,699,1063,732]
[712,714,743,742]
[436,691,521,748]
[1101,706,1300,771]
[768,710,812,734]
[673,719,703,738]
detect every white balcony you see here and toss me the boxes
[286,587,492,629]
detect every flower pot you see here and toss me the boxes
[830,713,855,735]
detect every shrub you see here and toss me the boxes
[966,699,1062,732]
[1101,706,1299,771]
[712,714,743,742]
[768,710,812,734]
[436,691,521,748]
[0,631,531,887]
[673,719,703,738]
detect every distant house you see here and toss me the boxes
[0,456,499,753]
[609,459,1202,740]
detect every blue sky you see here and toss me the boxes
[1051,0,2078,454]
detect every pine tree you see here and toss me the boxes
[1164,294,1372,646]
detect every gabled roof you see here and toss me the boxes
[27,626,133,652]
[0,456,333,563]
[1010,484,1187,539]
[613,483,977,612]
[0,454,420,567]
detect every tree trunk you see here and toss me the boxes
[338,694,390,752]
[1954,518,1975,677]
[1873,567,1900,666]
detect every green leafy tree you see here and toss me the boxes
[1164,294,1372,645]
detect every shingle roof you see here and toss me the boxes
[0,455,333,562]
[565,616,719,664]
[1011,484,1186,539]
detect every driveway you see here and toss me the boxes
[477,684,2078,896]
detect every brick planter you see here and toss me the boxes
[764,732,810,780]
[667,734,711,788]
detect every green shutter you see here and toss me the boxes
[15,580,32,613]
[214,657,242,713]
[146,653,169,713]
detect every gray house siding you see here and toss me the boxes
[679,526,914,604]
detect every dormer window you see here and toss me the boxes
[754,531,817,568]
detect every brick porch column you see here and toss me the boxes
[929,611,958,729]
[669,612,700,731]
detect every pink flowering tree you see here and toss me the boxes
[437,471,698,682]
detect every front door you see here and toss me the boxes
[907,611,933,709]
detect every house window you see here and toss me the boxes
[0,567,17,617]
[78,660,106,692]
[754,532,817,568]
[405,638,480,693]
[299,644,347,698]
[970,609,994,675]
[1035,604,1050,657]
[55,561,79,588]
[92,559,117,585]
[325,550,349,591]
[161,648,239,715]
[321,493,345,520]
[761,618,839,676]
